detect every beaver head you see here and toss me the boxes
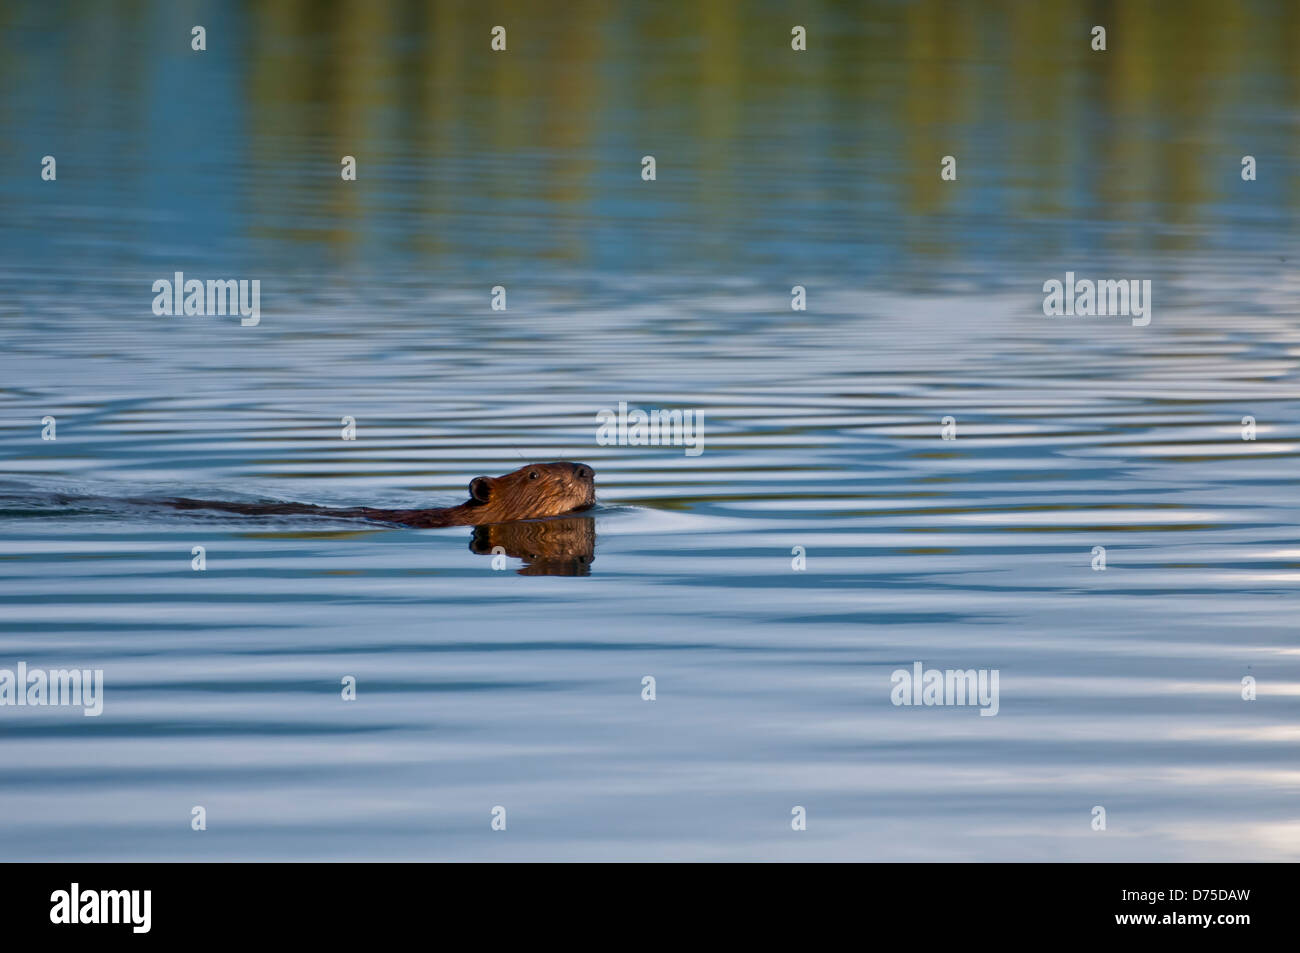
[462,461,596,524]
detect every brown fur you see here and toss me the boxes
[164,462,596,528]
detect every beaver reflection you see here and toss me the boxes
[469,516,596,576]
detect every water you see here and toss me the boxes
[1,0,1299,861]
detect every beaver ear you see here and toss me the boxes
[468,476,493,503]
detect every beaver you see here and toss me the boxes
[162,462,596,528]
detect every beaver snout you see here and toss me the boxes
[574,464,594,482]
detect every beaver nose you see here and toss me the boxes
[574,465,593,481]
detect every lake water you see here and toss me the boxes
[1,0,1298,861]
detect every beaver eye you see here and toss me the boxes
[528,470,539,480]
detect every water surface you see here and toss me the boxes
[1,0,1298,861]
